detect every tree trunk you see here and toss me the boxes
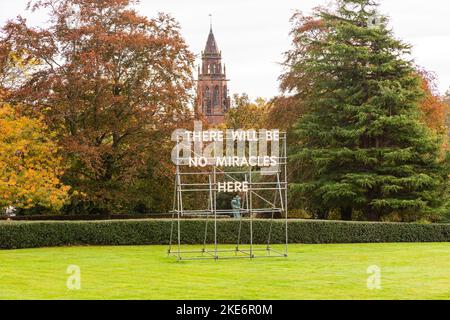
[340,207,352,221]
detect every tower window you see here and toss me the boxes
[213,85,219,106]
[206,99,211,114]
[204,86,211,114]
[223,85,228,109]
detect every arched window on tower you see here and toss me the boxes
[213,85,219,107]
[204,86,211,114]
[223,85,228,109]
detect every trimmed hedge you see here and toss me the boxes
[0,219,448,249]
[0,213,174,221]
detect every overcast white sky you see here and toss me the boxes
[1,0,449,99]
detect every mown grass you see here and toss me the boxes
[0,243,448,300]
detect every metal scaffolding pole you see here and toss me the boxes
[213,166,218,259]
[284,135,288,257]
[249,165,254,258]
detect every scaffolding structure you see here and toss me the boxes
[168,132,288,261]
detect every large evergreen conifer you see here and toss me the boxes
[283,0,448,221]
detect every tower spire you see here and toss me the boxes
[197,22,230,125]
[204,18,219,54]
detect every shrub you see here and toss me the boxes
[0,213,173,221]
[0,219,448,249]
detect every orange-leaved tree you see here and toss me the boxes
[0,102,70,210]
[417,71,447,136]
[444,88,450,138]
[2,0,195,212]
[225,94,269,130]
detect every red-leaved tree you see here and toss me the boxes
[2,0,195,212]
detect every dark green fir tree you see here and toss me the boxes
[282,0,448,221]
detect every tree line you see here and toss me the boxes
[0,0,448,221]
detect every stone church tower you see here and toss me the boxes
[196,25,230,125]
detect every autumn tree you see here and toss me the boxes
[265,96,303,132]
[0,102,70,211]
[283,0,448,221]
[445,88,450,138]
[225,94,269,130]
[2,0,195,213]
[417,71,447,136]
[0,43,38,96]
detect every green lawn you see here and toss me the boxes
[0,243,449,300]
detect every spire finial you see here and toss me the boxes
[209,14,212,31]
